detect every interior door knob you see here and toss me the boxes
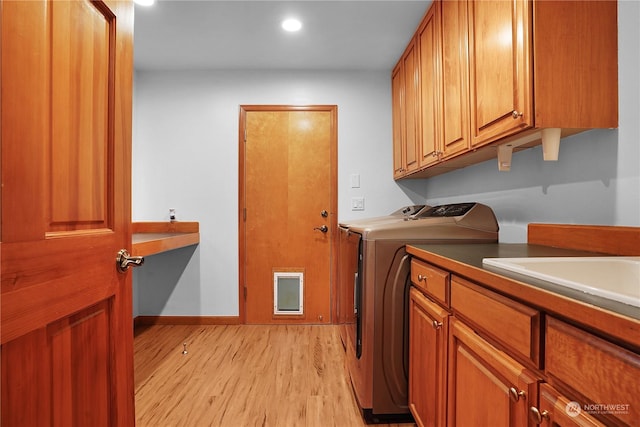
[116,249,144,273]
[314,225,328,233]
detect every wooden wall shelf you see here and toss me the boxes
[132,221,200,257]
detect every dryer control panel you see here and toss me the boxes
[417,203,476,217]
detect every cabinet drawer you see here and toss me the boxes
[410,259,449,307]
[450,276,541,368]
[546,317,640,426]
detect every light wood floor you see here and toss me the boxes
[134,324,415,427]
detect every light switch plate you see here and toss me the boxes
[351,197,365,211]
[350,173,360,188]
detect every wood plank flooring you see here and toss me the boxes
[134,324,415,427]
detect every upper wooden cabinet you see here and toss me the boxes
[398,0,472,174]
[467,0,532,147]
[392,64,405,178]
[468,0,618,147]
[392,39,420,179]
[439,0,471,159]
[417,4,441,168]
[392,0,618,179]
[532,1,618,130]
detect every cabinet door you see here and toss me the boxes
[546,317,640,426]
[409,288,449,427]
[392,62,406,178]
[448,318,539,427]
[418,3,441,168]
[403,39,420,174]
[468,0,532,147]
[533,383,605,427]
[439,0,470,159]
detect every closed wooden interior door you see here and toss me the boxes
[241,106,337,324]
[1,0,135,425]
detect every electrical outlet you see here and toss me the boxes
[351,197,365,211]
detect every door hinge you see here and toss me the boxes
[243,208,247,221]
[243,286,247,300]
[244,126,247,142]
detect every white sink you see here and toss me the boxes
[482,257,640,308]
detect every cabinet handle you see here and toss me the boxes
[529,407,549,424]
[509,387,526,402]
[417,274,427,283]
[512,110,523,119]
[432,320,443,329]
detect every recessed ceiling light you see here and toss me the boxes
[134,0,155,6]
[282,18,302,32]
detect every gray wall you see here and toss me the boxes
[132,1,639,317]
[132,70,419,316]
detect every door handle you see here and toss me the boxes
[116,249,144,273]
[314,225,328,233]
[320,210,328,217]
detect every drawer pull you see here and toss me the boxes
[417,274,427,282]
[432,320,443,329]
[509,387,526,402]
[529,407,549,424]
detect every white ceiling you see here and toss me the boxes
[133,0,431,71]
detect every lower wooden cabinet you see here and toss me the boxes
[409,287,449,427]
[545,317,640,426]
[450,275,541,368]
[408,258,639,427]
[447,317,540,427]
[534,383,606,427]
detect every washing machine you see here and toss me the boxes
[338,204,428,229]
[337,205,427,346]
[338,202,499,423]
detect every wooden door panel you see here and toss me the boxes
[1,0,48,242]
[1,0,134,425]
[242,107,336,324]
[49,302,111,427]
[50,0,113,230]
[1,329,52,427]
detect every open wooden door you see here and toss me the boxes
[1,1,136,425]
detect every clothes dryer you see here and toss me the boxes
[339,202,499,423]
